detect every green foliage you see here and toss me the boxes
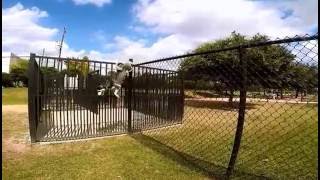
[63,56,90,77]
[288,63,318,92]
[9,59,28,72]
[41,67,60,76]
[9,59,29,86]
[180,32,316,94]
[2,73,14,87]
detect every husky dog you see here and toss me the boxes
[97,60,133,98]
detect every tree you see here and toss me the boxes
[62,56,90,77]
[2,72,13,87]
[179,32,296,102]
[287,63,318,98]
[9,59,29,87]
[41,67,60,76]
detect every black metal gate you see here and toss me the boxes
[28,54,184,142]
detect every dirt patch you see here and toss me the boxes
[2,105,30,154]
[3,137,31,154]
[2,105,28,113]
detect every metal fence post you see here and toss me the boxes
[226,47,247,178]
[127,59,133,133]
[28,53,37,143]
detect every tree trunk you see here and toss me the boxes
[295,89,299,98]
[280,88,283,99]
[229,89,234,103]
[263,89,266,96]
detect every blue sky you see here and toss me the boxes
[2,0,318,68]
[3,0,151,52]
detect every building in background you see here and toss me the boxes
[2,52,29,73]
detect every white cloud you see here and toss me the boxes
[2,3,114,72]
[2,3,58,54]
[2,0,318,70]
[2,3,101,59]
[99,0,317,63]
[133,0,317,38]
[71,0,112,7]
[117,0,317,61]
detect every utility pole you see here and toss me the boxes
[58,27,66,59]
[42,48,45,57]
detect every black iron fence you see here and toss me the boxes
[28,54,183,142]
[28,33,318,179]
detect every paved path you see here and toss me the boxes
[185,97,318,104]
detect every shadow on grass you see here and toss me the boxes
[185,100,258,111]
[130,133,271,180]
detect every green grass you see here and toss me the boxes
[145,101,318,179]
[2,88,28,105]
[2,107,210,180]
[2,87,318,179]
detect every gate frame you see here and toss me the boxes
[28,56,184,142]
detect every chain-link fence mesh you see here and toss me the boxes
[132,34,318,179]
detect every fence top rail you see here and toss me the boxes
[135,34,318,66]
[32,54,117,64]
[133,65,178,73]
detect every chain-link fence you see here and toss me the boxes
[132,34,318,179]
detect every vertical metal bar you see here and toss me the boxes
[160,70,164,125]
[103,63,108,134]
[57,59,60,138]
[35,55,41,140]
[28,54,37,142]
[111,64,114,133]
[135,66,139,130]
[93,62,97,136]
[44,58,49,134]
[226,48,247,178]
[120,76,122,133]
[173,72,177,122]
[79,72,83,138]
[73,62,77,138]
[127,59,133,133]
[153,69,157,127]
[150,68,154,128]
[132,66,135,131]
[66,60,70,138]
[79,73,83,138]
[59,58,63,138]
[107,64,110,134]
[180,69,185,122]
[85,62,89,137]
[89,62,93,136]
[157,69,161,126]
[98,62,102,135]
[61,65,66,138]
[145,67,149,129]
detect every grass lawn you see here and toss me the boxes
[145,100,318,179]
[2,88,28,105]
[2,105,211,179]
[2,88,318,179]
